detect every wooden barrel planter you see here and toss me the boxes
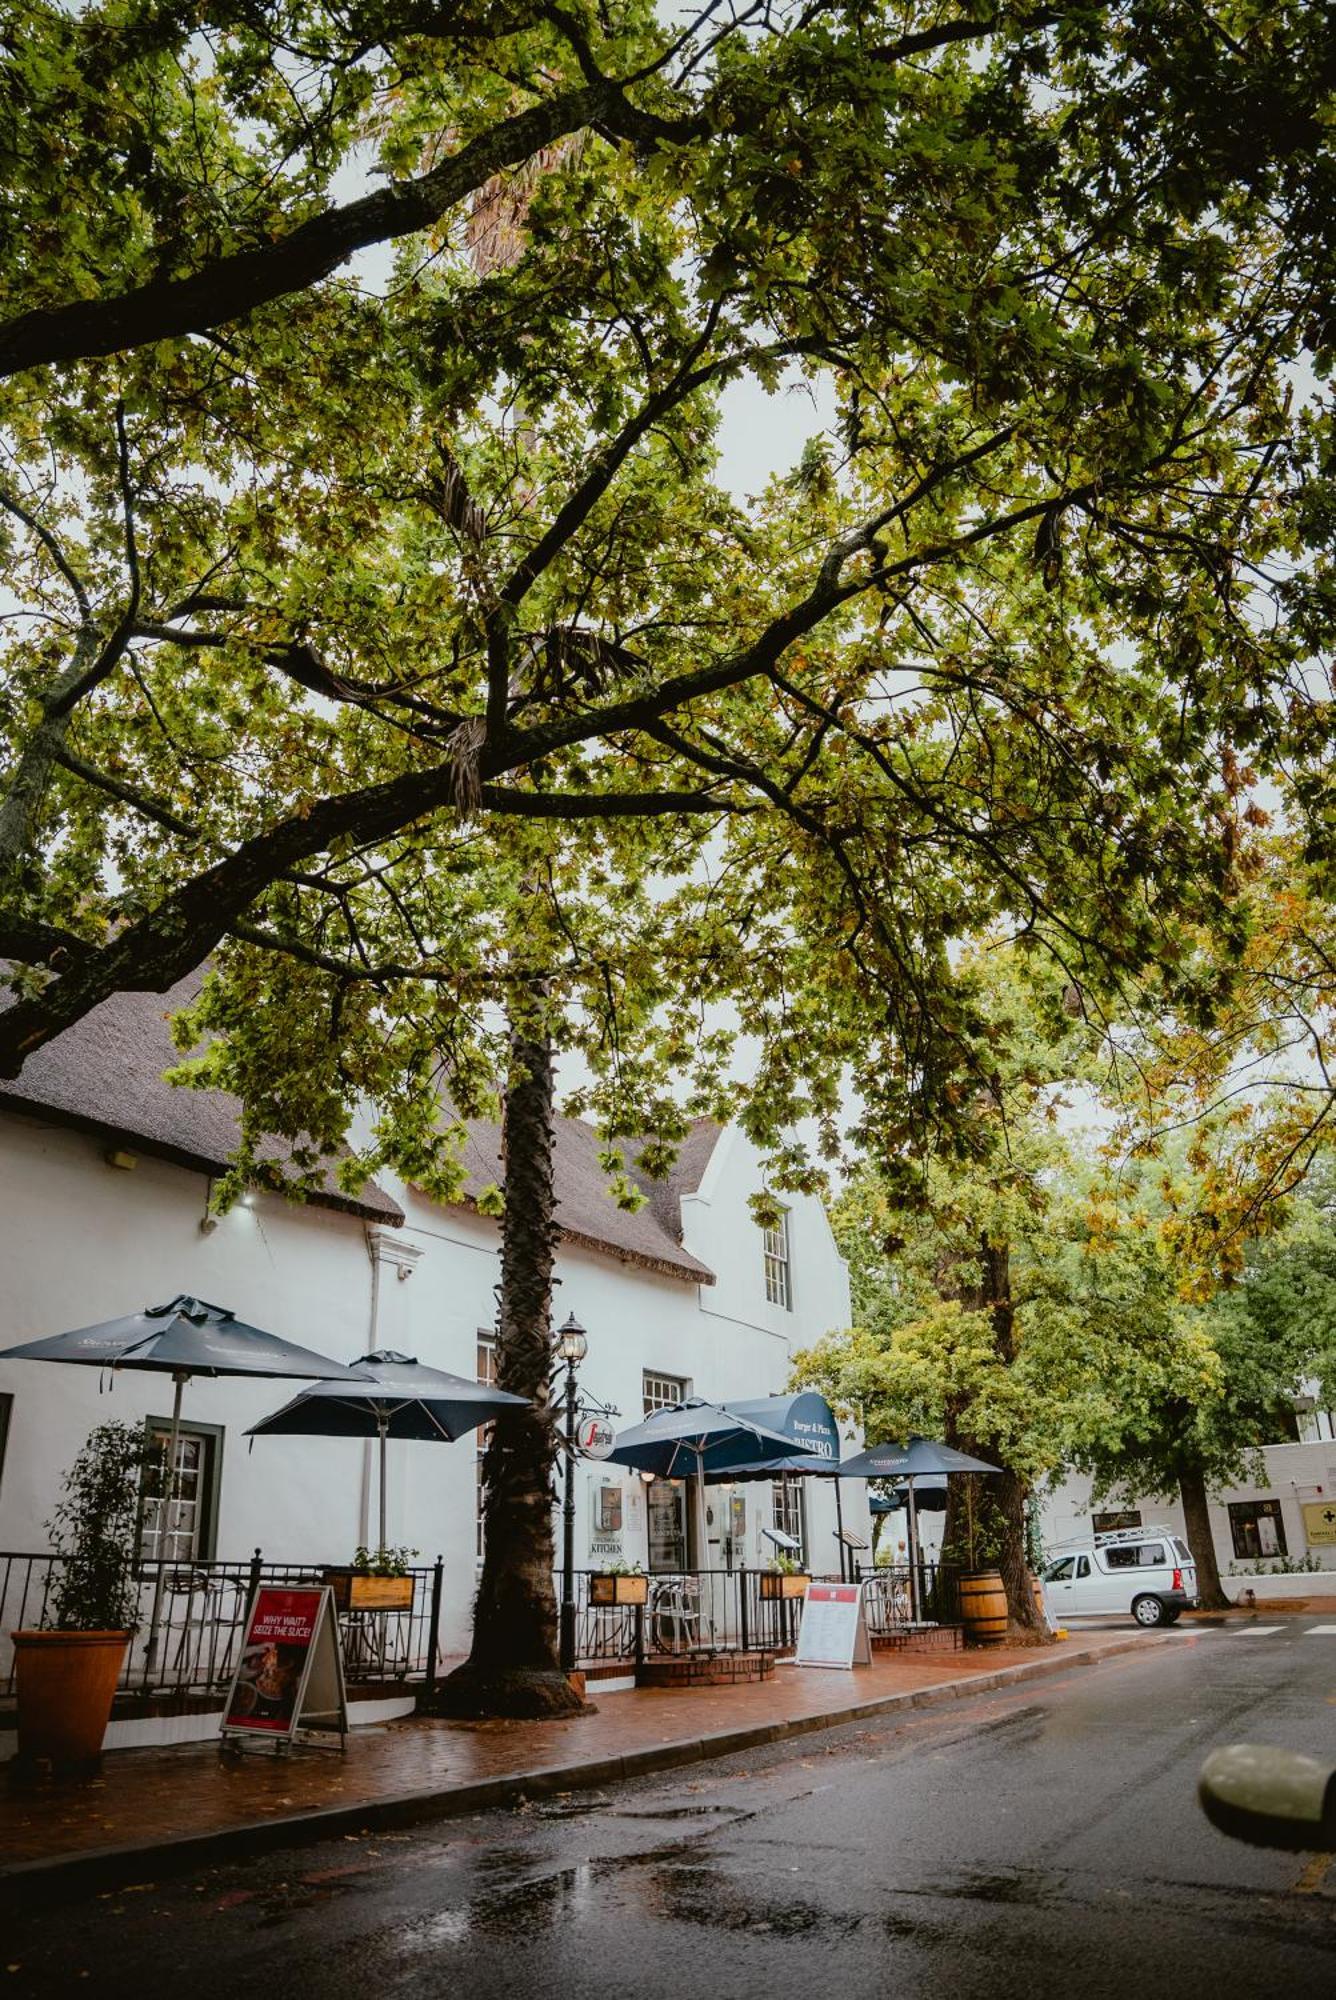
[960,1569,1008,1646]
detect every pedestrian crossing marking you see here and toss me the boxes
[1302,1624,1336,1635]
[1233,1625,1285,1636]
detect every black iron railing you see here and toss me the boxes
[569,1567,814,1664]
[858,1561,963,1637]
[1,1550,445,1700]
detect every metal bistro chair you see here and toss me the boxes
[650,1575,702,1655]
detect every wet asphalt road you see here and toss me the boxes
[5,1621,1336,2000]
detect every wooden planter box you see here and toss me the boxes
[590,1572,649,1607]
[760,1572,809,1600]
[322,1570,415,1612]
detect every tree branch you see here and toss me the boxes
[0,81,704,380]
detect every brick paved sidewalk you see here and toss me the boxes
[0,1629,1171,1891]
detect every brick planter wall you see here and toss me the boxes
[872,1627,965,1654]
[636,1650,775,1689]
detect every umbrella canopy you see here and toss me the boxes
[0,1294,362,1382]
[248,1348,529,1552]
[249,1349,528,1443]
[836,1436,1000,1480]
[606,1399,820,1481]
[704,1392,842,1482]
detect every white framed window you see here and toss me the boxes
[141,1420,222,1562]
[476,1331,497,1560]
[763,1210,792,1310]
[643,1371,688,1415]
[773,1479,805,1561]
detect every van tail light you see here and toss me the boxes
[1172,1567,1183,1592]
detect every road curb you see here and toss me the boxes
[0,1633,1166,1902]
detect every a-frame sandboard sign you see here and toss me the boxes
[794,1580,874,1669]
[220,1583,348,1753]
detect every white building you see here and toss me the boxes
[0,977,857,1673]
[1041,1434,1336,1598]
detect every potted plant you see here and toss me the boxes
[589,1562,648,1606]
[11,1421,150,1769]
[322,1545,418,1611]
[760,1555,810,1600]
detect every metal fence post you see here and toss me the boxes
[739,1565,750,1653]
[634,1601,644,1674]
[426,1554,445,1692]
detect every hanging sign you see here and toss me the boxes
[1303,1500,1336,1547]
[577,1415,616,1460]
[221,1585,347,1749]
[795,1581,873,1670]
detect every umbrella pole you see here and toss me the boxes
[378,1413,389,1554]
[834,1474,846,1581]
[906,1477,920,1624]
[144,1368,187,1678]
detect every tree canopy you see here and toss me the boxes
[0,0,1332,1205]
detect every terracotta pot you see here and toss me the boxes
[11,1629,129,1767]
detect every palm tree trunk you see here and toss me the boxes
[437,988,583,1718]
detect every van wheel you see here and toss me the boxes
[1133,1594,1166,1628]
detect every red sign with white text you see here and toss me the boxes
[224,1587,322,1733]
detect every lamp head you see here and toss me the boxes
[556,1312,588,1364]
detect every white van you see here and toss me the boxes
[1041,1524,1197,1628]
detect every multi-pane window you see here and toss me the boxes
[141,1423,219,1562]
[1228,1498,1287,1561]
[476,1331,497,1560]
[772,1478,805,1561]
[1092,1509,1142,1534]
[643,1371,688,1415]
[763,1211,792,1310]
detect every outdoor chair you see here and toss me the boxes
[649,1575,702,1655]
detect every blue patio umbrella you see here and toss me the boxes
[606,1398,820,1482]
[606,1399,820,1583]
[836,1437,1000,1617]
[703,1392,857,1572]
[248,1349,530,1549]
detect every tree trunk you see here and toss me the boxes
[944,1235,1045,1641]
[436,988,583,1718]
[1178,1461,1230,1610]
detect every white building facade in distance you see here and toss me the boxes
[1041,1432,1336,1601]
[0,978,857,1677]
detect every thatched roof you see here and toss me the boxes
[446,1114,721,1285]
[0,973,404,1225]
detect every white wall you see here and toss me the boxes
[1,1110,863,1662]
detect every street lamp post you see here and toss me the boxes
[556,1312,588,1675]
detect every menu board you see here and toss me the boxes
[795,1582,873,1670]
[221,1585,347,1747]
